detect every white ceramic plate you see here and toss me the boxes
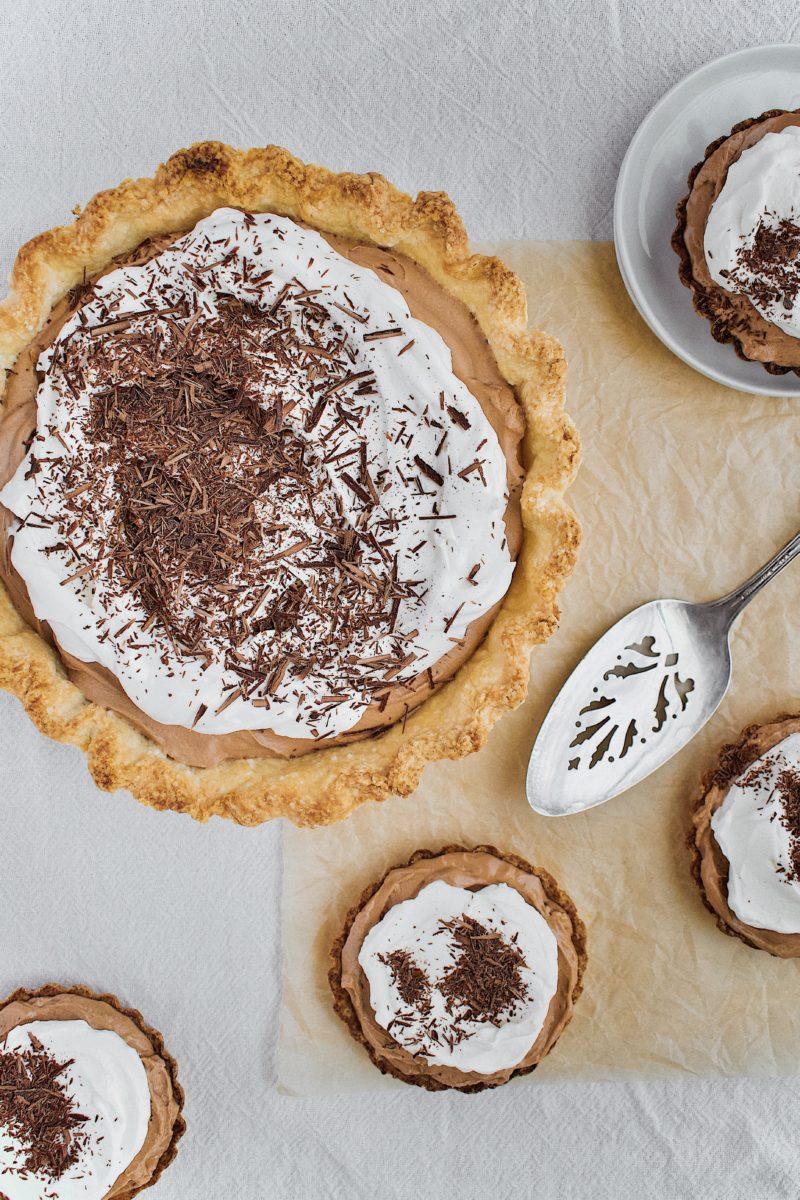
[614,43,800,397]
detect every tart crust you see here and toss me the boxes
[689,714,800,957]
[0,143,579,826]
[0,982,185,1198]
[328,844,587,1092]
[672,108,800,376]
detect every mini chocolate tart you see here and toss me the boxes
[0,984,184,1199]
[673,108,800,375]
[329,845,586,1092]
[690,715,800,957]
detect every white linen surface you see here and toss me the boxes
[2,2,800,1197]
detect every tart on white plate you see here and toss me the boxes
[673,108,800,376]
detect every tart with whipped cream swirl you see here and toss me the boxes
[329,846,586,1091]
[690,715,800,956]
[0,143,578,826]
[673,108,800,375]
[0,983,184,1199]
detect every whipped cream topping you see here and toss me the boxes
[704,125,800,338]
[0,208,513,740]
[711,732,800,933]
[358,879,558,1074]
[0,1019,150,1200]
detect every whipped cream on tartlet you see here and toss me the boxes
[358,879,558,1074]
[0,1019,150,1199]
[0,209,513,741]
[704,125,800,338]
[711,731,800,933]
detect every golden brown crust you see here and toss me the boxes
[328,844,587,1093]
[0,142,580,826]
[0,982,185,1198]
[688,714,800,957]
[672,108,800,376]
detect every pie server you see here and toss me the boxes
[525,530,800,817]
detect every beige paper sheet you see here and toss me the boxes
[278,242,800,1095]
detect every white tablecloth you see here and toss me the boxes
[2,3,799,1197]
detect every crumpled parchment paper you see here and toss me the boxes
[278,242,800,1094]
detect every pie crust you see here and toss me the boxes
[0,142,579,826]
[689,714,800,957]
[0,982,185,1198]
[328,844,587,1092]
[672,108,800,376]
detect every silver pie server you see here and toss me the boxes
[526,529,800,817]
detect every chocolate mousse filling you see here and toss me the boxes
[690,715,800,957]
[329,846,586,1092]
[673,108,800,374]
[0,984,184,1199]
[0,224,524,768]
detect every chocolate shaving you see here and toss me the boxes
[340,472,373,506]
[413,456,444,487]
[362,328,403,342]
[446,405,470,430]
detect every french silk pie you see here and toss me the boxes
[691,716,800,957]
[673,108,800,374]
[329,846,586,1091]
[0,983,184,1198]
[0,143,579,825]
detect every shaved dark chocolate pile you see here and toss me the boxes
[722,214,800,313]
[51,283,419,723]
[776,767,800,884]
[711,739,760,790]
[379,949,431,1012]
[738,759,773,792]
[438,915,528,1026]
[0,1034,90,1183]
[380,913,532,1059]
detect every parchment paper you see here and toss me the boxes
[278,242,800,1095]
